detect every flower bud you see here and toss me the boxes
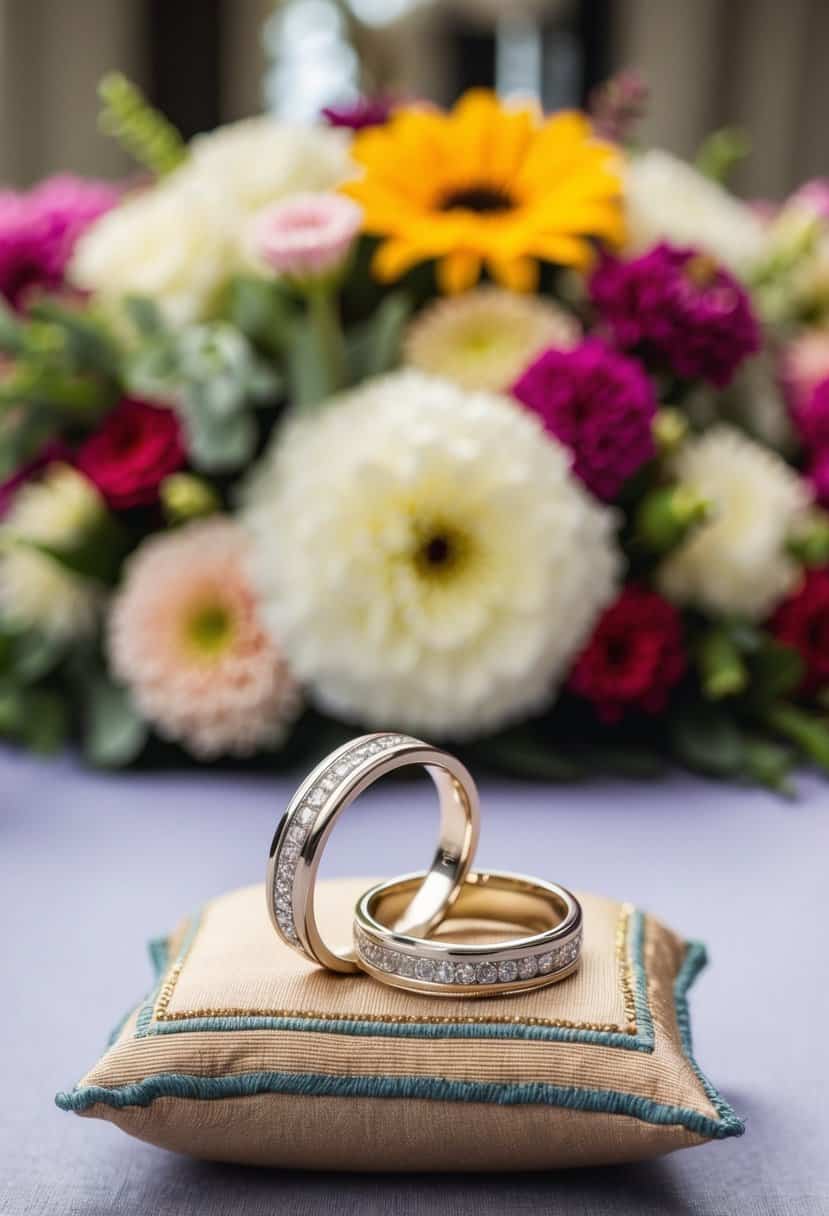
[160,473,220,524]
[635,484,710,554]
[696,627,748,699]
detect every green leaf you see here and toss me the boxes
[669,702,745,777]
[9,631,65,684]
[695,127,750,184]
[27,298,121,378]
[348,291,412,380]
[0,684,25,737]
[762,702,829,773]
[21,689,67,754]
[83,673,148,767]
[741,735,795,795]
[473,729,585,781]
[182,406,257,473]
[286,318,338,411]
[123,295,166,338]
[748,639,805,705]
[696,627,748,700]
[0,300,25,355]
[224,277,296,357]
[19,510,127,585]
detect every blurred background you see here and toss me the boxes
[1,0,827,198]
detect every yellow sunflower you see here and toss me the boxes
[344,89,625,294]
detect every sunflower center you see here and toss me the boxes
[184,601,235,656]
[413,525,469,580]
[439,185,514,214]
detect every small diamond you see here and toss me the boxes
[537,952,555,974]
[276,910,293,929]
[497,960,519,983]
[282,923,298,941]
[281,843,301,863]
[384,951,401,972]
[335,761,350,777]
[415,958,436,981]
[455,963,476,985]
[277,856,296,879]
[287,824,307,844]
[476,962,497,984]
[275,895,292,914]
[517,956,538,980]
[397,954,417,978]
[319,773,337,791]
[308,787,326,806]
[297,805,317,826]
[434,961,455,984]
[275,876,292,897]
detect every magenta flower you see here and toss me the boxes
[589,242,760,387]
[512,339,657,501]
[808,450,829,506]
[0,174,119,309]
[321,97,394,131]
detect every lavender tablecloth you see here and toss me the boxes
[2,748,828,1216]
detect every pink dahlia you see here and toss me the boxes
[589,243,760,387]
[0,174,118,308]
[512,338,657,500]
[76,398,184,510]
[567,585,687,722]
[253,192,362,282]
[109,519,301,758]
[781,331,829,412]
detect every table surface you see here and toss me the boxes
[2,748,828,1216]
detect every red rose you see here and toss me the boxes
[770,569,829,696]
[568,586,687,722]
[76,398,184,510]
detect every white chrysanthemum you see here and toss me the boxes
[70,179,234,326]
[658,426,811,619]
[244,371,620,737]
[403,287,579,392]
[109,519,301,758]
[625,150,764,276]
[183,118,351,218]
[0,465,104,640]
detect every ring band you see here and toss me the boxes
[266,733,480,972]
[354,870,582,997]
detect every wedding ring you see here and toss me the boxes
[354,870,582,997]
[266,733,480,972]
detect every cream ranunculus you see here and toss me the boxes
[70,178,234,326]
[658,426,811,619]
[0,465,104,640]
[625,149,764,277]
[244,371,621,737]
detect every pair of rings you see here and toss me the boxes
[266,732,582,998]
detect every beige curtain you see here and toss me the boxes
[1,0,827,197]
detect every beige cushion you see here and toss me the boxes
[56,879,743,1171]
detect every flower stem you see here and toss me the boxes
[306,283,348,396]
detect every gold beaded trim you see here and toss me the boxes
[152,905,643,1036]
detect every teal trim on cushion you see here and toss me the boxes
[56,925,744,1140]
[132,907,655,1051]
[54,1063,742,1140]
[673,940,743,1136]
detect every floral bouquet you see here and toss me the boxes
[2,74,829,791]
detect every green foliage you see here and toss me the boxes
[127,315,281,472]
[347,291,413,381]
[472,726,586,781]
[669,701,745,778]
[81,670,147,768]
[695,128,750,185]
[696,626,748,700]
[98,72,186,177]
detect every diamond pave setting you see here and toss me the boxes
[354,928,582,988]
[271,734,409,946]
